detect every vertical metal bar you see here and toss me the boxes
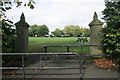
[80,55,83,80]
[67,46,69,52]
[77,54,83,80]
[118,60,120,80]
[81,45,83,54]
[80,45,83,54]
[0,20,2,80]
[79,55,82,80]
[22,54,25,80]
[44,47,47,53]
[40,55,42,66]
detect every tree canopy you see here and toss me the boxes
[102,1,120,58]
[51,28,63,37]
[0,0,35,11]
[29,24,49,37]
[63,25,90,37]
[2,19,15,53]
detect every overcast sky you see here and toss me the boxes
[5,0,105,32]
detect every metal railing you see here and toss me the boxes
[1,52,86,80]
[41,44,102,53]
[1,44,119,80]
[1,53,119,80]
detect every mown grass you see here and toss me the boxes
[28,37,90,54]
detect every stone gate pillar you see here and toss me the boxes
[15,13,29,53]
[89,12,103,54]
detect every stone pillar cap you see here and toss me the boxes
[15,13,29,27]
[89,12,103,26]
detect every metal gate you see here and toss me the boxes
[1,53,119,80]
[1,53,85,80]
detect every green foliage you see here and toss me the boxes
[63,25,90,37]
[102,1,120,58]
[39,25,49,37]
[29,24,39,37]
[1,0,36,52]
[63,25,75,37]
[0,0,36,21]
[73,25,82,37]
[29,24,49,37]
[1,0,35,64]
[51,28,63,37]
[82,28,90,37]
[2,19,16,53]
[0,0,35,12]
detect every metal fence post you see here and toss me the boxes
[80,45,83,54]
[44,47,47,53]
[67,46,69,52]
[118,60,120,80]
[80,55,83,80]
[22,54,25,80]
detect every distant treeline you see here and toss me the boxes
[29,24,90,37]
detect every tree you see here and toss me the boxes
[102,1,120,58]
[63,25,89,37]
[29,24,49,37]
[1,0,36,65]
[51,28,63,37]
[80,28,90,37]
[73,25,81,37]
[1,0,36,53]
[29,24,39,37]
[63,25,74,37]
[2,19,15,53]
[38,25,49,37]
[0,0,35,12]
[84,28,90,37]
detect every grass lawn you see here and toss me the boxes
[28,37,90,54]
